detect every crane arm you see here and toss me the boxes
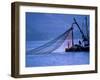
[73,18,87,41]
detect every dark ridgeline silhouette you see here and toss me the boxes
[27,17,89,55]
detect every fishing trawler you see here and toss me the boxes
[65,18,89,52]
[28,17,89,55]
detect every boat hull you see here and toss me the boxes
[65,45,89,52]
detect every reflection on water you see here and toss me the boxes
[26,52,89,67]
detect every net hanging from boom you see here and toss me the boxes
[27,27,73,55]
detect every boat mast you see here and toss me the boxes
[85,17,89,39]
[71,23,74,47]
[72,25,74,47]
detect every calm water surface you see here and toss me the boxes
[26,52,89,67]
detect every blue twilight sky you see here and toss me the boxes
[26,12,90,41]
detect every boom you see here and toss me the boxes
[73,18,88,41]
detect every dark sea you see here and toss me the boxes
[26,41,89,67]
